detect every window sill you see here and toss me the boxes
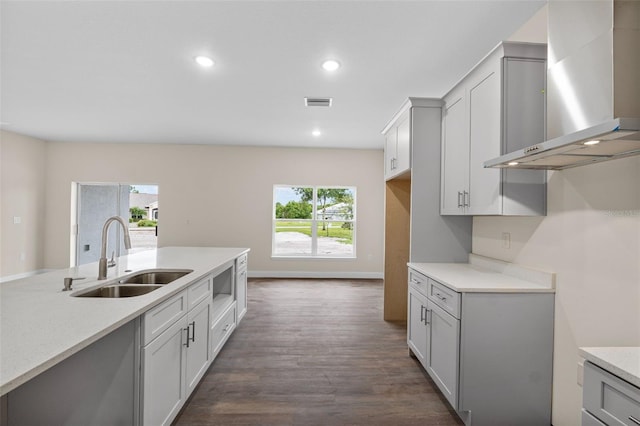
[271,255,356,261]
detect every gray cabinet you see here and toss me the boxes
[141,276,213,426]
[407,266,554,425]
[582,361,640,426]
[236,253,248,323]
[441,41,547,216]
[407,283,428,367]
[383,109,411,180]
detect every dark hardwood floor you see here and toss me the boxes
[175,278,463,426]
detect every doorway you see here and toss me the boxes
[73,183,158,266]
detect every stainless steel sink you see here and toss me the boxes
[118,269,193,285]
[72,269,193,298]
[74,284,163,298]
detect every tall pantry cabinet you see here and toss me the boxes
[441,42,547,216]
[382,98,471,321]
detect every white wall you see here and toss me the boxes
[473,157,640,425]
[43,141,384,278]
[0,131,47,279]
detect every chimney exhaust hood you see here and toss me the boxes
[484,117,640,170]
[485,0,640,171]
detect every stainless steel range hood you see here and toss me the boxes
[484,118,640,170]
[485,0,640,170]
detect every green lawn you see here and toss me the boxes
[275,221,353,244]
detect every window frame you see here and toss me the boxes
[272,185,356,259]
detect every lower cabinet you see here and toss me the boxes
[141,296,211,426]
[425,302,459,409]
[582,361,640,426]
[407,267,554,426]
[407,286,428,366]
[236,253,248,323]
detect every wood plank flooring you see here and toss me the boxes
[174,279,463,426]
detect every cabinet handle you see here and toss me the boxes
[435,292,447,302]
[410,278,420,284]
[183,326,190,348]
[223,324,231,332]
[189,321,196,343]
[629,416,640,425]
[420,305,425,323]
[463,191,470,207]
[425,309,431,325]
[457,191,463,208]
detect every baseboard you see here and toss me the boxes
[0,269,54,283]
[248,270,383,279]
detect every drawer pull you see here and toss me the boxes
[189,321,196,343]
[630,416,640,425]
[420,305,425,323]
[411,278,420,284]
[435,292,447,301]
[183,326,190,348]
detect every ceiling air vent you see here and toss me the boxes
[304,97,332,107]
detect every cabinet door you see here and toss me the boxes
[468,60,502,215]
[426,302,460,409]
[185,299,211,395]
[142,315,188,426]
[236,267,247,323]
[395,114,411,174]
[407,287,428,367]
[384,128,398,178]
[441,93,468,215]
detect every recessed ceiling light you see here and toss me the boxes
[194,56,214,68]
[312,129,322,137]
[508,162,519,166]
[322,60,340,72]
[583,140,600,145]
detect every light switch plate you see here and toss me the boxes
[501,232,511,249]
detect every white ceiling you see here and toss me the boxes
[0,0,545,150]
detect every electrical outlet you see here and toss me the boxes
[14,216,22,224]
[501,232,511,249]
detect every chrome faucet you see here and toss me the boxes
[98,216,132,280]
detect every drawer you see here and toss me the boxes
[236,253,248,271]
[427,278,461,319]
[408,268,429,296]
[143,290,187,345]
[211,302,237,356]
[581,409,606,426]
[583,361,640,426]
[187,274,212,310]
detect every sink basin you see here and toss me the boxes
[74,284,163,298]
[73,269,193,298]
[117,269,193,285]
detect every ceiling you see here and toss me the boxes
[0,1,545,150]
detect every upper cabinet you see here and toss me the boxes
[441,42,548,216]
[382,98,440,181]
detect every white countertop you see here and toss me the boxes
[580,347,640,388]
[0,246,249,396]
[408,254,555,293]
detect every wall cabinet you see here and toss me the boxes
[441,42,547,216]
[382,98,472,321]
[582,361,640,426]
[407,265,554,425]
[383,110,411,180]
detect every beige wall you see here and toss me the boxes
[43,141,384,277]
[474,155,640,424]
[0,131,47,278]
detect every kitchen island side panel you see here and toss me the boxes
[6,319,139,426]
[458,292,554,425]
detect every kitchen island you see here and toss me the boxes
[0,246,249,425]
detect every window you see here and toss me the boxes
[273,186,355,258]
